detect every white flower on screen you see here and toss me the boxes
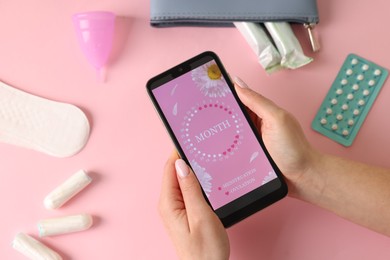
[191,160,213,197]
[191,61,231,98]
[262,171,277,185]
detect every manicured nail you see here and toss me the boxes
[234,76,249,88]
[175,159,189,178]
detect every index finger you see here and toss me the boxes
[234,82,281,120]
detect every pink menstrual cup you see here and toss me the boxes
[73,11,115,81]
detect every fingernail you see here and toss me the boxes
[175,159,189,179]
[234,76,249,88]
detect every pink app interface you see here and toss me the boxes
[153,61,277,210]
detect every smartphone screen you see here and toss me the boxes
[147,52,287,227]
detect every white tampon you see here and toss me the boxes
[38,214,93,237]
[44,170,92,209]
[264,22,313,69]
[234,22,282,73]
[13,233,62,260]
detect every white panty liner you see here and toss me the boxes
[0,80,90,157]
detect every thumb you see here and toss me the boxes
[175,159,211,217]
[233,76,281,120]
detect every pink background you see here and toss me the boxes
[1,0,390,259]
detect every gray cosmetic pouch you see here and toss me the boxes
[150,0,319,27]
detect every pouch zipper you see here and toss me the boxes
[304,23,320,52]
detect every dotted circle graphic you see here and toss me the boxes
[181,100,244,162]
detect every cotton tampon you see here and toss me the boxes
[264,22,313,69]
[13,233,62,260]
[234,22,282,73]
[44,170,92,209]
[38,214,93,237]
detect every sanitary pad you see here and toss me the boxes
[0,81,90,157]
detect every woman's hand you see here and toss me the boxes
[233,76,320,197]
[234,77,390,236]
[158,151,230,260]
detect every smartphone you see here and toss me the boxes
[147,51,287,227]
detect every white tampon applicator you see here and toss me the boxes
[13,233,62,260]
[44,170,92,209]
[38,214,93,237]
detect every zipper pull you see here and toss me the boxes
[304,23,320,52]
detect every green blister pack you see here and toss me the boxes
[312,54,388,146]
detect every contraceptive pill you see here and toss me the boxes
[44,170,92,209]
[38,214,93,237]
[312,54,388,146]
[13,233,62,260]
